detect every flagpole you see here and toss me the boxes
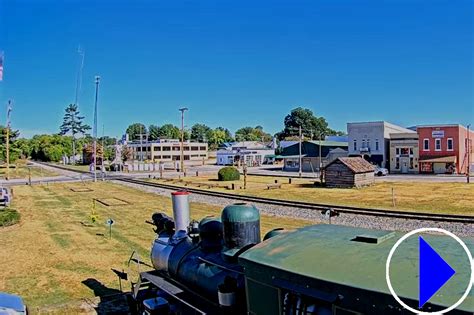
[6,100,11,180]
[93,76,100,183]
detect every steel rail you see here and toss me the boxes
[38,162,474,224]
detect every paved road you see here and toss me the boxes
[4,162,471,185]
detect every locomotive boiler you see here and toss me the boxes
[128,191,473,315]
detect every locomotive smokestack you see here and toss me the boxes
[171,191,190,233]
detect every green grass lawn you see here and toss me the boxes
[0,182,311,313]
[0,163,58,179]
[152,175,474,215]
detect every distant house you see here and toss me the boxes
[216,141,275,167]
[324,157,375,188]
[281,141,348,172]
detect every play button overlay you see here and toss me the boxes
[419,236,456,308]
[386,228,473,314]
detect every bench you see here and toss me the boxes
[267,183,282,190]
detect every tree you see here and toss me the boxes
[278,107,343,140]
[157,124,181,139]
[0,125,20,145]
[148,125,161,141]
[208,129,226,149]
[126,123,147,141]
[235,126,272,142]
[59,104,91,163]
[215,127,233,142]
[191,124,212,142]
[121,146,134,162]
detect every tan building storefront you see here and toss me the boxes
[389,133,419,174]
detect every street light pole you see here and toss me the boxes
[93,76,100,182]
[467,124,471,184]
[179,107,188,173]
[298,125,302,178]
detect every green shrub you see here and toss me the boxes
[0,208,20,227]
[218,166,240,181]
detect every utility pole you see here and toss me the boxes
[93,76,100,182]
[5,100,12,180]
[72,46,85,165]
[467,124,471,184]
[319,131,323,181]
[179,107,188,173]
[298,125,302,178]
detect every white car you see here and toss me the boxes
[0,188,11,207]
[374,166,389,176]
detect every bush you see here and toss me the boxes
[218,166,240,181]
[0,208,20,227]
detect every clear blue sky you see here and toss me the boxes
[0,0,472,138]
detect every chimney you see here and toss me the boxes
[171,191,190,233]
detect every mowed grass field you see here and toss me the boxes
[0,163,58,179]
[0,182,311,313]
[152,175,474,215]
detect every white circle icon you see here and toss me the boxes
[385,228,473,314]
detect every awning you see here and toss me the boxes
[419,156,456,163]
[281,155,307,159]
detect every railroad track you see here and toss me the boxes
[40,162,474,224]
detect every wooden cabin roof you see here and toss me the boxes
[325,157,375,174]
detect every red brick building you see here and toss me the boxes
[416,124,473,174]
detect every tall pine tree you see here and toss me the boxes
[59,104,91,163]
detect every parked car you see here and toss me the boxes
[0,292,27,314]
[0,188,11,207]
[374,166,389,176]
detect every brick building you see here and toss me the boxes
[415,124,473,174]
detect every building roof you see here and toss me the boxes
[325,157,375,173]
[239,224,474,312]
[325,135,349,142]
[231,141,272,149]
[347,121,416,134]
[419,156,457,163]
[281,141,348,158]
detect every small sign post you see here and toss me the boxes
[107,218,115,239]
[321,208,339,224]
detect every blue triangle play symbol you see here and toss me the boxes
[419,236,456,308]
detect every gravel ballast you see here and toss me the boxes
[115,180,473,237]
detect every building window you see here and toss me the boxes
[447,138,453,151]
[362,140,366,148]
[435,138,441,151]
[400,148,409,156]
[396,157,400,169]
[353,140,357,151]
[367,139,371,149]
[409,148,414,155]
[375,139,379,151]
[423,139,429,151]
[396,148,400,155]
[162,146,171,151]
[410,158,414,169]
[200,146,207,150]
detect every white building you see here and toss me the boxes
[128,139,208,162]
[347,121,416,168]
[216,141,275,167]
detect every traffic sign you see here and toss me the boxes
[419,236,456,308]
